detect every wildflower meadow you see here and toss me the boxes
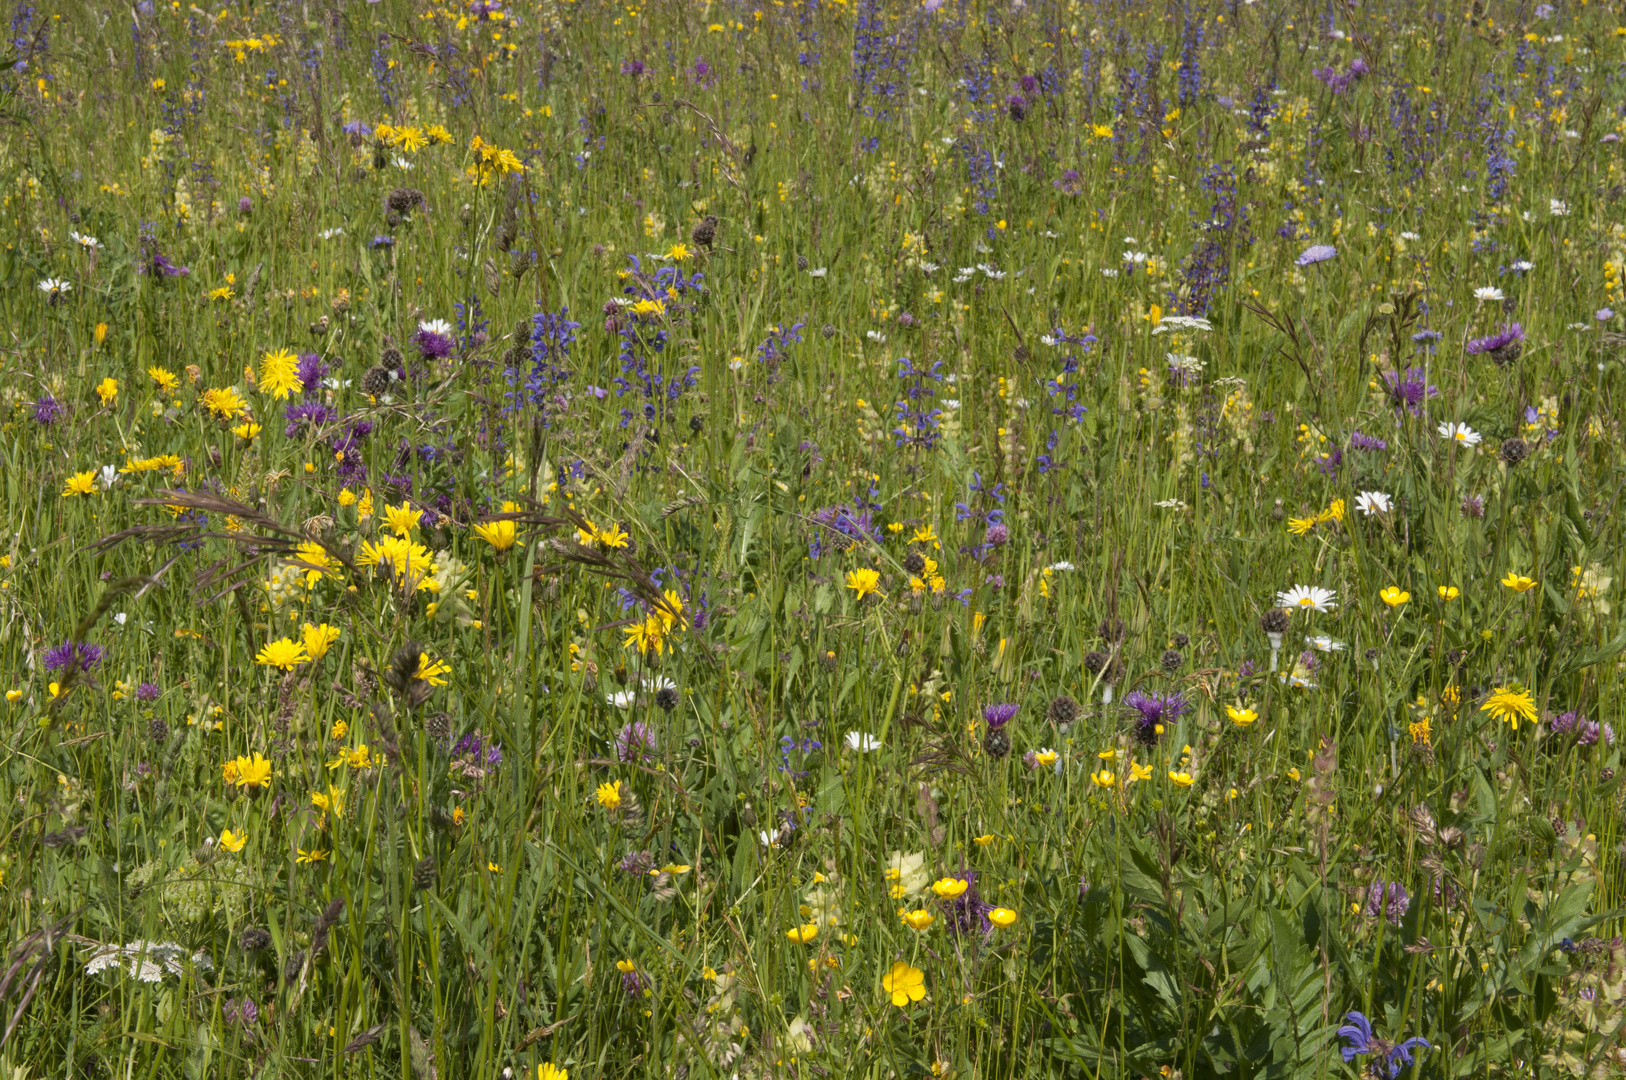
[4,0,1626,1076]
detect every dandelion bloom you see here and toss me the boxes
[255,638,311,671]
[538,1065,569,1080]
[987,907,1017,928]
[1379,586,1410,607]
[258,348,303,399]
[595,780,623,809]
[786,923,820,943]
[1501,571,1537,592]
[1276,585,1337,612]
[930,877,969,899]
[95,377,119,405]
[1480,685,1538,729]
[233,753,273,789]
[881,961,926,1007]
[1226,705,1258,726]
[301,623,341,660]
[218,829,247,853]
[900,909,936,931]
[297,848,328,863]
[62,471,97,497]
[845,568,883,600]
[413,653,452,686]
[202,386,248,420]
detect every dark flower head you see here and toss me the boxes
[1123,691,1188,745]
[941,870,994,935]
[413,327,455,359]
[1467,322,1524,366]
[32,395,65,427]
[982,703,1019,729]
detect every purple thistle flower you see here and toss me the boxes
[1465,322,1523,355]
[296,353,329,393]
[284,402,337,438]
[1381,367,1439,415]
[982,703,1019,729]
[1363,881,1411,924]
[32,395,65,427]
[44,640,104,674]
[1296,244,1337,266]
[615,721,657,762]
[135,681,160,702]
[1123,691,1189,746]
[413,328,455,359]
[940,870,994,936]
[620,59,644,77]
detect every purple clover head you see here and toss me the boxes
[982,703,1019,729]
[135,681,161,702]
[985,523,1009,547]
[1364,881,1411,924]
[615,721,657,762]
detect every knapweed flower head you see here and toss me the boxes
[981,702,1019,729]
[1466,322,1525,364]
[44,640,105,675]
[1123,691,1189,746]
[1337,1011,1430,1079]
[1381,368,1438,415]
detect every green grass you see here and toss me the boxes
[1,0,1625,1077]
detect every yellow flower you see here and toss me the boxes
[201,386,247,420]
[337,488,357,507]
[1128,761,1153,782]
[1437,585,1460,600]
[297,848,329,863]
[95,377,119,405]
[147,366,179,394]
[230,422,261,441]
[5,690,20,703]
[1379,586,1411,607]
[666,242,691,262]
[413,653,451,686]
[659,863,691,875]
[330,719,348,740]
[301,623,341,660]
[987,907,1017,928]
[1286,516,1319,535]
[1408,718,1431,745]
[912,524,938,544]
[383,501,420,538]
[310,785,344,816]
[623,613,668,657]
[1034,749,1059,767]
[356,536,435,591]
[972,834,995,846]
[900,909,936,931]
[1480,685,1538,729]
[930,877,968,899]
[473,503,519,552]
[1286,767,1301,782]
[290,541,338,587]
[1501,572,1537,593]
[1090,769,1117,789]
[255,637,311,671]
[1226,705,1258,727]
[1319,499,1346,524]
[61,471,96,497]
[538,1065,569,1080]
[1168,771,1195,787]
[786,923,820,943]
[488,862,502,873]
[845,568,882,600]
[881,961,926,1007]
[346,744,373,769]
[233,753,273,790]
[257,348,302,399]
[217,828,247,853]
[595,780,623,809]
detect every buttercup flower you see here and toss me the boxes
[1379,586,1410,607]
[1226,705,1258,726]
[986,907,1017,928]
[881,961,926,1007]
[1501,572,1537,592]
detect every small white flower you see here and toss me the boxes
[1043,230,1059,238]
[1153,498,1189,510]
[1511,259,1534,272]
[37,277,72,297]
[1100,268,1120,277]
[1354,490,1392,516]
[1400,231,1421,241]
[808,266,828,278]
[1123,236,1138,243]
[1277,585,1337,612]
[1304,635,1347,653]
[865,329,887,343]
[940,398,960,410]
[70,230,102,249]
[98,465,120,491]
[418,318,454,336]
[1165,353,1204,375]
[1473,286,1504,302]
[392,155,413,170]
[917,261,939,273]
[113,612,128,626]
[728,357,745,371]
[1123,250,1149,264]
[1047,561,1076,571]
[1550,198,1570,216]
[1437,421,1483,446]
[845,731,881,752]
[606,691,637,709]
[318,227,345,240]
[759,827,785,848]
[1039,334,1057,347]
[1153,315,1213,334]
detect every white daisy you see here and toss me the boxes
[418,318,454,336]
[940,398,960,410]
[1474,286,1504,302]
[70,230,102,249]
[1354,490,1392,516]
[1510,259,1534,272]
[1437,421,1483,446]
[917,261,939,273]
[1047,561,1076,571]
[1303,635,1347,653]
[1100,268,1120,277]
[606,691,637,709]
[1276,585,1338,612]
[1400,231,1421,241]
[37,277,72,297]
[844,731,881,752]
[98,465,120,491]
[392,155,413,170]
[318,227,345,240]
[865,329,887,343]
[1550,198,1570,217]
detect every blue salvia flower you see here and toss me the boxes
[1336,1011,1430,1078]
